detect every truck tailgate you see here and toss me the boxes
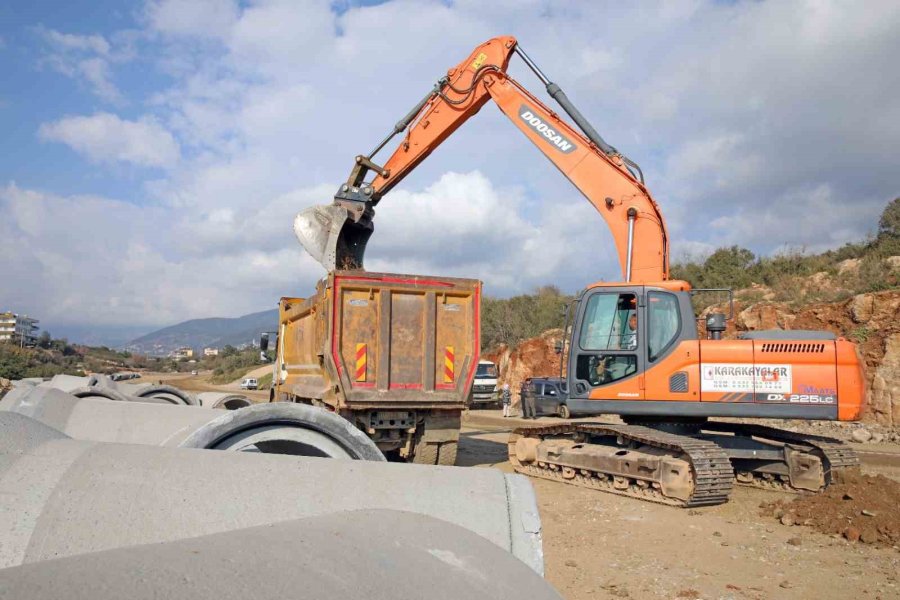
[330,272,480,408]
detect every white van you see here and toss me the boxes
[240,378,258,390]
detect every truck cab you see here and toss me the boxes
[469,360,499,407]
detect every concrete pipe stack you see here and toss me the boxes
[0,385,383,459]
[9,373,254,408]
[0,406,554,598]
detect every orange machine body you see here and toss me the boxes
[568,283,864,421]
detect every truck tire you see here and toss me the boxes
[411,412,462,465]
[412,441,439,465]
[557,403,571,420]
[438,441,458,466]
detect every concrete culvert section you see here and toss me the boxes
[68,386,172,405]
[0,387,383,459]
[0,510,559,600]
[178,403,385,460]
[131,384,197,405]
[0,413,544,574]
[195,392,252,410]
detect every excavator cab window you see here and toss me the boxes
[573,292,640,391]
[579,293,637,351]
[647,292,681,362]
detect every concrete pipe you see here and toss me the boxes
[0,412,544,574]
[37,374,92,392]
[195,391,252,410]
[68,386,171,405]
[0,509,560,600]
[30,375,182,405]
[0,386,383,460]
[130,384,197,405]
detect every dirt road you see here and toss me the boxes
[138,371,269,402]
[459,415,900,600]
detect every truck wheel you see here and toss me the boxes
[438,441,458,466]
[412,440,439,465]
[557,403,571,420]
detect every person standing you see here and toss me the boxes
[501,383,512,417]
[522,382,537,420]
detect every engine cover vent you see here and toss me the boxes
[761,343,826,353]
[669,371,689,393]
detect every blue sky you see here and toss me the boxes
[1,0,898,345]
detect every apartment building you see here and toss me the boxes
[0,312,40,346]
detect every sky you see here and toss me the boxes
[1,0,898,345]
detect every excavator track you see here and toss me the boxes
[508,423,734,508]
[700,422,860,493]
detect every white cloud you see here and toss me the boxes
[37,27,110,55]
[145,0,239,39]
[7,0,900,341]
[35,25,127,103]
[707,184,882,253]
[38,113,181,168]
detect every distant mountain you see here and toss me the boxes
[124,309,279,355]
[41,323,155,348]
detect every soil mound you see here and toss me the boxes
[763,471,900,547]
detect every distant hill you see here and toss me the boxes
[124,309,278,355]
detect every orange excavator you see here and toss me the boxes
[295,36,864,506]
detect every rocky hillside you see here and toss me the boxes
[485,329,566,398]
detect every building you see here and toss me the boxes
[203,347,219,357]
[0,312,39,346]
[171,347,194,360]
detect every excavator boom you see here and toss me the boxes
[295,36,669,282]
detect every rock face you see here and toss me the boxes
[790,292,900,427]
[484,329,565,403]
[871,333,900,426]
[486,290,900,427]
[736,303,796,331]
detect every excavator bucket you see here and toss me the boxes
[293,204,374,271]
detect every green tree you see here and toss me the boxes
[481,285,571,350]
[37,331,52,349]
[700,246,756,289]
[878,197,900,239]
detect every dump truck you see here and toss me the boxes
[265,270,480,465]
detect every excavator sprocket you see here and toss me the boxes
[508,423,734,508]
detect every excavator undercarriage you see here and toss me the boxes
[508,420,860,508]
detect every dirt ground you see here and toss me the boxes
[459,412,900,600]
[130,373,900,598]
[137,370,270,401]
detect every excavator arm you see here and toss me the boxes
[295,36,669,282]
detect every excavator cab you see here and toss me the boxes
[568,284,695,410]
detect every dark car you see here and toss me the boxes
[519,377,570,419]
